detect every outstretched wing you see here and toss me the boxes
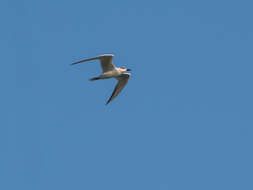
[106,73,130,105]
[98,55,115,73]
[71,54,115,73]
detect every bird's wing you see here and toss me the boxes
[99,54,115,73]
[71,54,115,73]
[106,73,130,105]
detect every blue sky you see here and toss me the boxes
[1,0,253,189]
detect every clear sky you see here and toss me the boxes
[1,0,253,189]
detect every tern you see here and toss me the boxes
[72,54,131,105]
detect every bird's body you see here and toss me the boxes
[72,54,131,104]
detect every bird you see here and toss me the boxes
[71,54,131,105]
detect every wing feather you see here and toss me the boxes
[71,54,115,73]
[106,73,130,105]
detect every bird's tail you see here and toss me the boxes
[89,76,102,81]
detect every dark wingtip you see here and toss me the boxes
[105,99,112,105]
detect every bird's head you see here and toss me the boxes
[120,67,131,72]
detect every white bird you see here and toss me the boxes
[72,54,131,105]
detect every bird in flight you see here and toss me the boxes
[71,54,131,105]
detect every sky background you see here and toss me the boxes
[1,0,253,189]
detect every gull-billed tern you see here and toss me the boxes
[72,54,131,105]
